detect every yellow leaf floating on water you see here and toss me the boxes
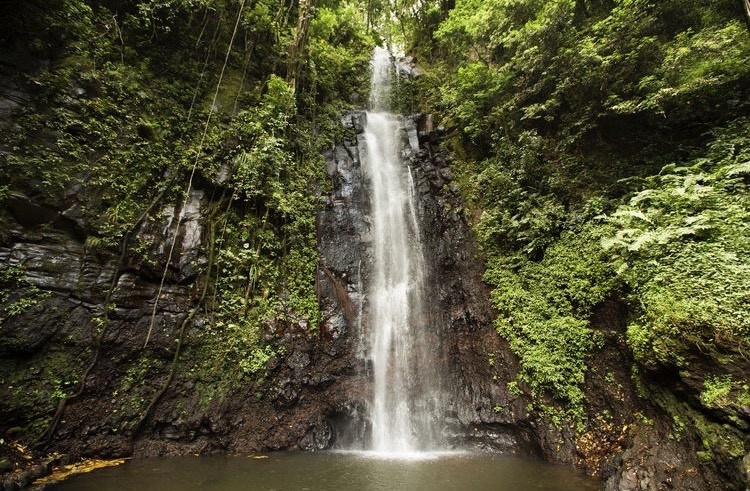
[253,455,269,460]
[34,458,128,486]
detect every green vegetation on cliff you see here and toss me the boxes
[0,0,373,443]
[402,0,750,481]
[1,0,749,486]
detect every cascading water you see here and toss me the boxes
[362,47,445,455]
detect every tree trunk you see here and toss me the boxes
[286,0,314,94]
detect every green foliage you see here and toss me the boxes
[241,345,280,374]
[506,381,522,396]
[675,392,746,459]
[431,0,745,148]
[700,375,750,426]
[485,223,617,419]
[186,76,325,394]
[201,74,323,336]
[218,75,296,203]
[408,0,750,439]
[307,5,374,105]
[0,350,85,440]
[610,20,750,116]
[605,121,750,368]
[1,0,374,437]
[111,355,166,417]
[671,414,687,441]
[2,43,194,248]
[701,375,733,408]
[0,266,50,324]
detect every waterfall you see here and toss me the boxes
[362,47,443,454]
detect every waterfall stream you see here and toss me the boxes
[362,47,443,454]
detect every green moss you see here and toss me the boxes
[0,348,86,441]
[111,355,166,418]
[0,266,51,324]
[701,375,734,408]
[506,381,522,396]
[696,449,713,463]
[648,381,747,472]
[670,415,687,441]
[605,122,750,371]
[699,375,750,430]
[483,222,617,422]
[634,412,654,427]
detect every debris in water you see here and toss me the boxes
[33,458,128,486]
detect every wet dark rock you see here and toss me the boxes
[320,110,532,452]
[395,56,424,79]
[14,474,29,489]
[602,423,719,491]
[447,423,528,453]
[3,189,86,242]
[418,113,433,135]
[299,420,332,450]
[571,298,744,490]
[59,201,86,233]
[29,464,48,480]
[57,455,75,467]
[272,378,300,408]
[341,111,367,134]
[131,189,206,283]
[0,73,30,121]
[5,194,58,227]
[161,425,182,441]
[1,481,19,491]
[328,402,369,448]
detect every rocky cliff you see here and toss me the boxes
[0,106,535,488]
[3,104,748,490]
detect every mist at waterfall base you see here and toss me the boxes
[47,48,602,490]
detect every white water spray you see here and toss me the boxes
[362,47,444,455]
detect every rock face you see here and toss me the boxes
[0,180,365,462]
[318,111,534,451]
[577,300,737,491]
[1,105,746,490]
[0,107,534,473]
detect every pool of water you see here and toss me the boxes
[48,451,602,490]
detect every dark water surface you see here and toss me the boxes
[49,452,602,490]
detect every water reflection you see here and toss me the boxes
[49,452,602,491]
